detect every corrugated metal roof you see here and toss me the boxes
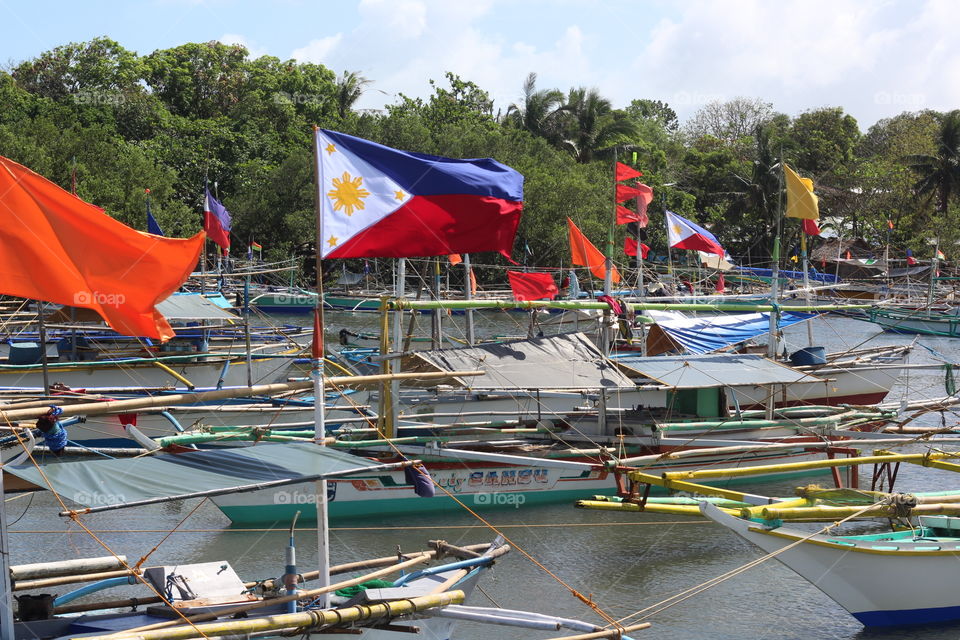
[614,353,823,388]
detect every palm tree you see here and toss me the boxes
[333,70,371,119]
[728,125,782,256]
[905,109,960,219]
[558,87,637,163]
[504,72,564,140]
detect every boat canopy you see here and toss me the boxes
[46,293,237,323]
[155,293,238,320]
[401,332,636,390]
[6,443,377,508]
[733,266,839,284]
[644,310,816,355]
[613,353,823,389]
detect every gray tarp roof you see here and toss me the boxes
[6,443,376,508]
[614,353,824,389]
[402,332,636,390]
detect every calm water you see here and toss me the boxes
[8,313,960,639]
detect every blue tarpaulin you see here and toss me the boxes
[643,310,817,355]
[733,266,839,284]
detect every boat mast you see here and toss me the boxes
[311,126,331,608]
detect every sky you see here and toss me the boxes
[1,0,957,129]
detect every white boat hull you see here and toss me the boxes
[702,503,960,626]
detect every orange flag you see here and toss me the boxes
[448,254,462,265]
[567,218,620,283]
[0,156,205,340]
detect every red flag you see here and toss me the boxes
[615,162,642,181]
[887,219,894,230]
[448,254,462,265]
[568,218,620,283]
[616,205,648,226]
[616,183,650,202]
[715,273,725,293]
[802,218,821,236]
[624,237,650,258]
[507,271,558,301]
[845,250,851,260]
[906,249,918,266]
[0,155,204,340]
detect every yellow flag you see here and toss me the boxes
[784,164,819,220]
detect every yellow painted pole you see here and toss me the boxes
[77,590,465,640]
[761,502,960,521]
[150,361,195,390]
[662,452,953,482]
[627,471,780,505]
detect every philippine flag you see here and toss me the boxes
[316,129,523,260]
[665,211,725,256]
[203,188,232,249]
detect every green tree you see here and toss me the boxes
[504,72,564,141]
[905,109,960,221]
[558,87,637,163]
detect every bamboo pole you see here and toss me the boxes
[388,299,871,313]
[760,502,960,521]
[543,622,651,640]
[80,590,466,640]
[0,370,483,425]
[10,555,127,581]
[660,451,960,482]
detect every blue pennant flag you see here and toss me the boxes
[146,192,164,236]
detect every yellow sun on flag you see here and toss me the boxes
[328,172,370,216]
[671,224,682,236]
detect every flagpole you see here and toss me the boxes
[927,237,940,313]
[389,257,405,439]
[310,125,331,609]
[463,254,475,346]
[768,165,783,360]
[801,229,813,347]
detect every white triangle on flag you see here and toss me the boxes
[316,132,412,258]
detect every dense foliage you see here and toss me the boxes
[2,37,958,279]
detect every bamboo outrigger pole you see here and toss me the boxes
[0,370,483,424]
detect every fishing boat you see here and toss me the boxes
[867,305,960,337]
[2,432,645,639]
[702,502,960,626]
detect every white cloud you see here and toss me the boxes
[277,0,960,127]
[291,34,343,64]
[633,0,960,126]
